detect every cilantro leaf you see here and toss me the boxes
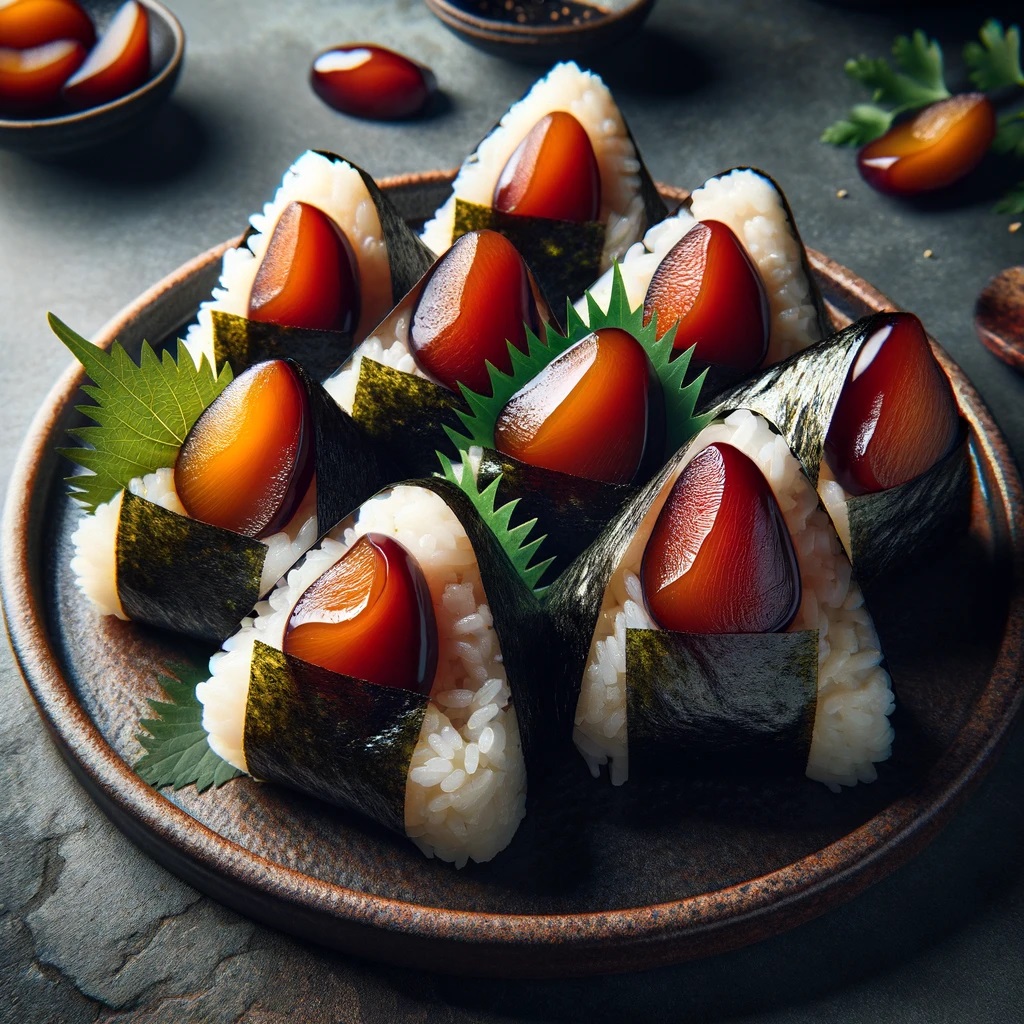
[994,111,1024,158]
[436,452,554,595]
[965,20,1024,91]
[51,314,233,513]
[845,31,950,112]
[995,181,1024,214]
[136,664,243,792]
[821,104,895,146]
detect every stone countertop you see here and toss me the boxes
[2,1,1023,1020]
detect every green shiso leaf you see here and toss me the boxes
[436,451,554,595]
[135,663,243,792]
[52,314,233,513]
[446,264,708,460]
[964,20,1024,92]
[845,31,950,112]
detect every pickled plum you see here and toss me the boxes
[493,327,663,485]
[643,220,769,374]
[61,0,149,109]
[641,442,800,634]
[0,38,84,110]
[409,229,544,393]
[283,533,438,694]
[247,201,361,334]
[857,93,996,197]
[492,111,601,222]
[0,0,95,49]
[824,312,960,495]
[310,43,436,120]
[174,359,314,539]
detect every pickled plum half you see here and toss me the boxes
[857,93,996,197]
[409,229,544,393]
[642,220,770,375]
[310,44,436,120]
[0,0,95,49]
[0,38,85,111]
[282,533,438,694]
[824,312,960,495]
[493,327,664,485]
[247,200,361,334]
[174,359,314,539]
[641,442,801,634]
[492,111,601,222]
[61,0,149,110]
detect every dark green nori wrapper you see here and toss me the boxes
[472,447,635,573]
[244,641,427,834]
[117,491,265,644]
[684,166,832,345]
[415,476,559,772]
[843,430,971,587]
[350,358,467,478]
[704,314,971,581]
[626,628,818,778]
[210,311,355,381]
[454,198,604,307]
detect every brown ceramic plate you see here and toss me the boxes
[4,173,1024,978]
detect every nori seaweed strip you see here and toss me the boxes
[684,166,831,344]
[350,358,468,478]
[413,477,560,774]
[244,641,426,833]
[545,456,680,730]
[117,492,265,643]
[339,156,438,304]
[454,198,604,307]
[472,447,635,572]
[844,431,971,586]
[210,311,355,380]
[701,317,875,488]
[296,360,399,540]
[626,629,818,778]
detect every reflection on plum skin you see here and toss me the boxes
[38,99,208,182]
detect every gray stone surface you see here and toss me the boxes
[2,0,1023,1020]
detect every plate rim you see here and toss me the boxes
[4,171,1024,977]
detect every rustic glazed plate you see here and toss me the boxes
[4,173,1023,978]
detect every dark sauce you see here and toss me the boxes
[451,1,606,27]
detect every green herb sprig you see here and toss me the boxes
[822,20,1024,213]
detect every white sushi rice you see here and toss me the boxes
[181,151,394,370]
[573,409,894,792]
[420,61,646,270]
[322,325,423,415]
[70,467,319,618]
[196,485,527,867]
[580,169,823,367]
[817,460,853,558]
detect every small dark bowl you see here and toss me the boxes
[423,0,656,64]
[0,0,184,158]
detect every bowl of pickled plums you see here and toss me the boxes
[0,0,184,156]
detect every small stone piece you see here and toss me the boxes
[825,312,960,494]
[248,201,361,334]
[975,265,1024,373]
[641,442,801,634]
[492,111,601,222]
[493,326,664,485]
[311,43,436,120]
[643,220,769,374]
[175,359,314,539]
[857,93,996,197]
[62,0,149,109]
[409,229,543,393]
[283,533,438,694]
